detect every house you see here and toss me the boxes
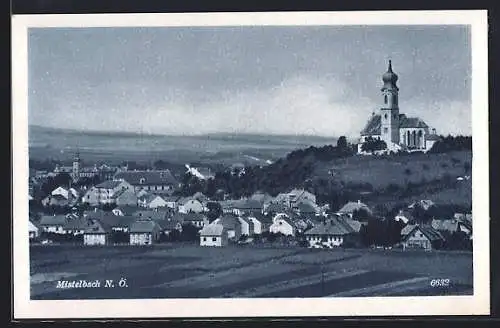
[129,219,162,245]
[269,212,299,236]
[114,170,178,194]
[39,215,68,233]
[232,199,264,215]
[182,213,209,228]
[163,196,181,210]
[192,192,209,204]
[133,209,169,221]
[63,217,94,235]
[113,188,138,207]
[83,219,112,246]
[138,194,167,209]
[178,198,206,214]
[220,200,239,214]
[274,189,317,208]
[401,224,445,251]
[264,203,290,216]
[112,205,141,217]
[394,209,415,224]
[431,218,472,237]
[41,194,71,207]
[244,213,272,234]
[304,216,362,248]
[199,223,228,247]
[136,188,150,198]
[213,214,242,240]
[157,219,183,236]
[294,200,320,216]
[237,216,254,237]
[337,200,373,219]
[82,180,132,206]
[28,220,40,239]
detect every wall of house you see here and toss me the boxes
[306,235,344,248]
[200,235,226,247]
[238,218,250,236]
[403,230,432,250]
[179,200,205,213]
[116,191,138,206]
[130,233,153,245]
[44,225,65,234]
[248,218,262,234]
[148,198,167,209]
[84,234,106,245]
[269,219,295,236]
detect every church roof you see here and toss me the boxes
[360,114,381,136]
[399,116,429,129]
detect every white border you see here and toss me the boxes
[12,10,490,318]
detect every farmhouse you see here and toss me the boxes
[401,224,445,251]
[114,170,178,194]
[304,216,362,248]
[274,189,316,208]
[231,199,264,216]
[41,194,71,207]
[431,218,472,237]
[244,213,271,234]
[83,219,112,245]
[163,196,181,210]
[199,224,228,247]
[129,219,162,245]
[63,217,93,235]
[39,215,68,234]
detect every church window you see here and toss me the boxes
[384,128,388,133]
[384,95,387,104]
[384,114,388,119]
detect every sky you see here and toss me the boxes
[28,25,471,138]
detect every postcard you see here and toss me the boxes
[12,10,489,319]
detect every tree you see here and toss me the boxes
[337,136,348,150]
[361,137,387,153]
[206,202,222,222]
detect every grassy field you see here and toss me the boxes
[315,150,472,208]
[30,244,473,300]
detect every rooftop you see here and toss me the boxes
[114,170,178,186]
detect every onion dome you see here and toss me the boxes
[382,60,398,90]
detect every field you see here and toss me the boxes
[30,244,473,300]
[315,150,472,208]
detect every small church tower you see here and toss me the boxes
[380,60,400,145]
[72,151,81,182]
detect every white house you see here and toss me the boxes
[28,220,40,239]
[269,213,297,236]
[39,215,68,234]
[83,180,132,206]
[139,194,167,209]
[199,224,228,247]
[83,220,112,245]
[304,216,361,248]
[337,200,372,219]
[246,214,263,234]
[394,209,414,224]
[178,198,206,214]
[129,219,162,245]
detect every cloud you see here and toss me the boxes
[42,75,375,138]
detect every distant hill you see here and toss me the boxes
[28,125,337,166]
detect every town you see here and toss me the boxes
[27,61,473,253]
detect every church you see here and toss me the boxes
[357,60,439,154]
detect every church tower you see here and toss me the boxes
[380,60,400,145]
[72,151,81,182]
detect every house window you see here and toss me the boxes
[139,178,145,184]
[212,237,217,242]
[384,95,387,104]
[203,237,206,242]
